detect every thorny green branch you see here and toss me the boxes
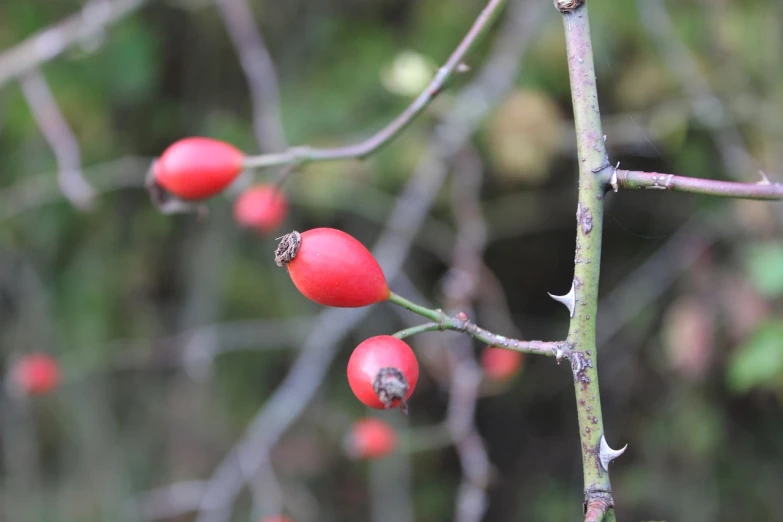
[388,292,570,358]
[241,0,509,171]
[559,3,616,521]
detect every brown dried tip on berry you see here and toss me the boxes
[274,231,302,267]
[373,367,410,416]
[554,0,585,13]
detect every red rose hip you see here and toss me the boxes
[152,137,245,200]
[234,185,288,233]
[481,347,524,381]
[275,228,389,307]
[10,353,61,396]
[347,335,419,413]
[344,417,398,460]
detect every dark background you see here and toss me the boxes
[1,0,782,521]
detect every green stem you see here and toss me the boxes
[387,292,568,357]
[559,3,616,520]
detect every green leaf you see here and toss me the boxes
[743,242,783,297]
[727,321,783,393]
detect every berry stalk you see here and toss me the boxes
[387,292,569,357]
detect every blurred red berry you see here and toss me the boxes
[345,417,398,460]
[347,336,419,413]
[259,516,293,522]
[481,348,524,381]
[234,185,288,233]
[153,137,245,200]
[275,228,389,307]
[11,353,61,396]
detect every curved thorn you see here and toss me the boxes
[758,170,771,185]
[599,435,627,472]
[547,281,575,318]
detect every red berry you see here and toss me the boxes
[259,517,293,522]
[481,348,524,381]
[234,185,288,233]
[153,137,245,200]
[275,228,389,308]
[344,418,398,460]
[347,336,419,412]
[10,353,61,396]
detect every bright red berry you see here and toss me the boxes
[481,348,524,381]
[344,417,398,460]
[234,185,288,233]
[10,353,61,396]
[275,228,390,308]
[347,336,419,413]
[153,137,245,200]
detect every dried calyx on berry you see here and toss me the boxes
[347,336,419,414]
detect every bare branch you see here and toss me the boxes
[215,0,287,153]
[19,69,95,209]
[616,169,783,200]
[240,0,510,171]
[0,0,148,88]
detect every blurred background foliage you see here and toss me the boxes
[0,0,782,521]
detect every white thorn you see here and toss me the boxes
[548,281,576,318]
[758,170,771,185]
[599,435,627,472]
[610,162,620,193]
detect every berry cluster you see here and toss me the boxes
[146,138,526,421]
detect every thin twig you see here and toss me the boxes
[239,0,510,171]
[616,169,783,200]
[19,69,95,209]
[0,0,148,88]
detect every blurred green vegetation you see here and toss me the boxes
[1,1,782,521]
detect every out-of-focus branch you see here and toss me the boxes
[0,0,148,88]
[19,69,95,209]
[240,0,510,171]
[0,156,148,222]
[215,0,287,153]
[191,1,546,519]
[616,169,783,200]
[636,0,757,177]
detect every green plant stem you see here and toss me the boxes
[387,292,568,357]
[559,3,616,520]
[242,0,509,171]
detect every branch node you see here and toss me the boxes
[554,0,586,13]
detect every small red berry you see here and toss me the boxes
[153,137,245,200]
[234,185,288,233]
[481,348,524,381]
[347,336,419,413]
[259,516,293,522]
[259,517,293,522]
[275,228,390,308]
[10,353,61,396]
[344,418,398,460]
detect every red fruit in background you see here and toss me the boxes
[344,418,398,460]
[153,137,245,200]
[275,228,389,307]
[10,353,61,396]
[481,348,524,381]
[259,516,293,522]
[347,336,419,413]
[234,185,288,233]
